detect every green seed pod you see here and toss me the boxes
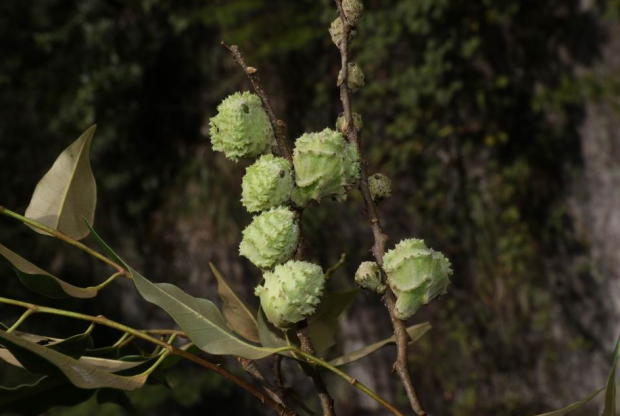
[255,260,325,328]
[241,155,294,213]
[209,91,275,161]
[355,261,386,294]
[292,128,360,204]
[239,207,299,269]
[342,0,364,26]
[368,173,392,201]
[329,17,357,47]
[338,62,365,93]
[335,112,363,134]
[383,239,452,320]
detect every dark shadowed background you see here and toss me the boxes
[1,0,620,415]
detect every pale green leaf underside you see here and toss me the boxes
[25,125,97,240]
[131,267,281,360]
[0,330,146,390]
[0,243,96,299]
[209,262,260,343]
[328,322,431,367]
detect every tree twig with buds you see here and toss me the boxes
[331,1,427,414]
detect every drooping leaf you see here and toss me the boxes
[0,243,97,299]
[328,322,431,367]
[209,262,259,343]
[25,125,97,240]
[257,307,288,349]
[0,330,147,390]
[308,290,359,352]
[603,331,620,416]
[84,220,130,271]
[131,267,282,360]
[46,326,94,359]
[0,377,95,416]
[528,388,604,416]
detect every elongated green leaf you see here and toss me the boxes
[0,377,95,416]
[84,220,129,271]
[328,322,431,367]
[603,332,620,416]
[209,263,259,343]
[0,243,96,298]
[131,267,281,360]
[0,348,147,372]
[257,307,288,349]
[46,326,94,359]
[528,388,604,416]
[25,125,97,240]
[308,290,359,352]
[0,330,147,390]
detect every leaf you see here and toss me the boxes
[0,243,97,299]
[308,290,359,352]
[46,326,94,359]
[328,322,431,367]
[0,348,147,372]
[528,388,604,416]
[257,307,288,349]
[131,267,282,360]
[209,262,259,343]
[603,331,620,416]
[25,125,97,240]
[0,330,147,390]
[0,377,95,416]
[84,220,130,271]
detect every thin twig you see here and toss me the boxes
[237,356,294,411]
[331,2,427,414]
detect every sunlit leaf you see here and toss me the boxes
[0,330,147,390]
[308,290,359,352]
[209,262,259,343]
[0,377,95,416]
[603,332,619,416]
[0,243,96,298]
[131,267,283,360]
[328,322,431,367]
[25,125,97,240]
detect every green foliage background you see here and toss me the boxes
[1,0,619,414]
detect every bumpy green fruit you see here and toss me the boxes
[255,260,325,328]
[342,0,364,26]
[329,17,357,47]
[355,261,386,294]
[368,173,392,201]
[292,128,360,204]
[336,112,363,134]
[241,155,294,212]
[383,239,452,320]
[239,207,299,269]
[338,62,365,93]
[209,91,275,161]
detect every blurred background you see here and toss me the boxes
[1,0,620,415]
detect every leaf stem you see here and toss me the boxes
[0,206,130,277]
[90,272,124,291]
[7,309,35,333]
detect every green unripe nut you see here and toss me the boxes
[255,260,325,328]
[209,91,275,161]
[342,0,364,26]
[355,261,386,294]
[329,17,357,47]
[338,62,365,93]
[292,128,360,205]
[368,173,392,201]
[383,239,452,320]
[239,207,299,269]
[336,112,363,134]
[241,155,294,213]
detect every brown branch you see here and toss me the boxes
[331,1,427,415]
[297,325,336,416]
[237,357,297,414]
[221,42,293,164]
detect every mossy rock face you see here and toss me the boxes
[292,128,360,205]
[241,154,294,213]
[255,260,325,328]
[384,239,452,320]
[209,91,275,161]
[239,207,299,269]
